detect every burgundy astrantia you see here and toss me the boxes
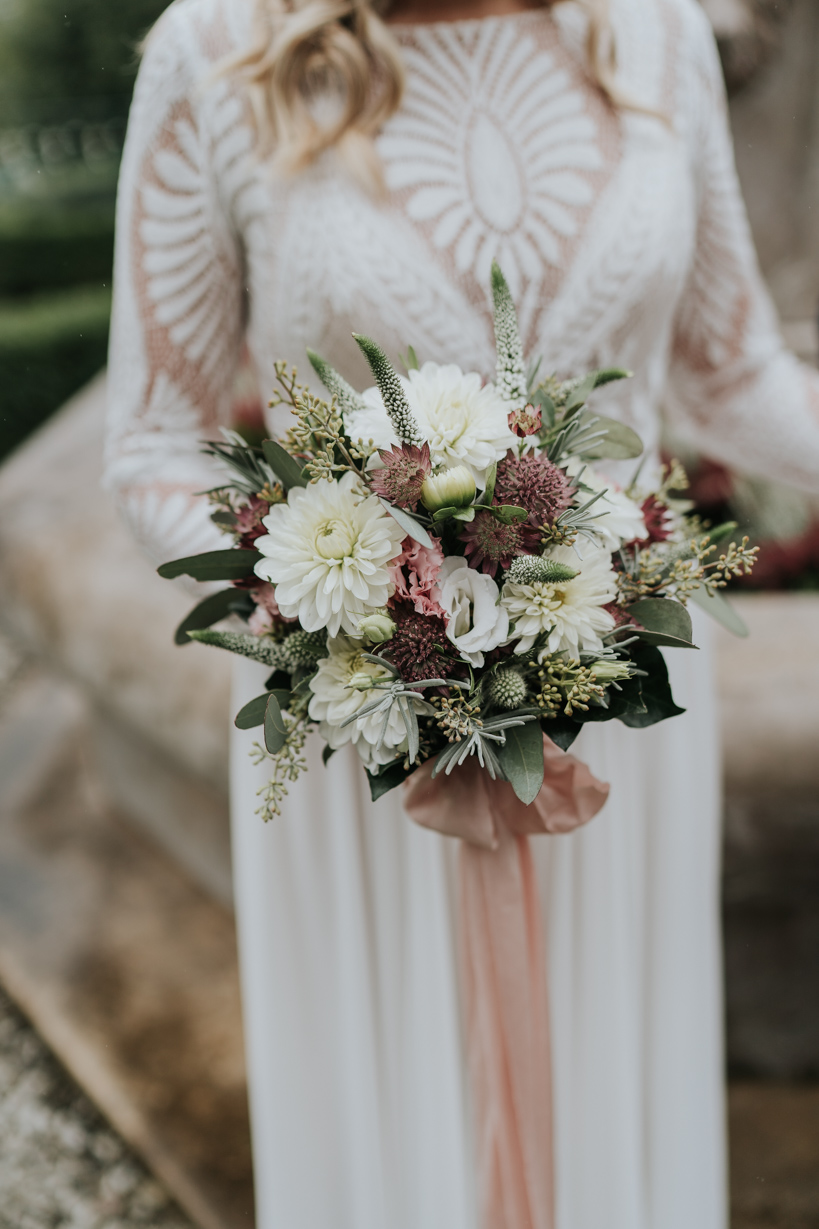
[383,600,452,682]
[493,451,574,528]
[461,511,532,577]
[368,442,432,509]
[638,495,674,544]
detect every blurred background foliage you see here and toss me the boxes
[0,0,169,458]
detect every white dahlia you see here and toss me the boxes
[502,544,617,656]
[308,635,419,770]
[346,361,515,485]
[566,459,647,549]
[254,471,405,637]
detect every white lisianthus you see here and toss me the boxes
[502,544,617,656]
[566,458,647,549]
[346,362,515,485]
[308,635,420,770]
[437,557,509,667]
[254,471,405,637]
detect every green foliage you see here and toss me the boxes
[0,199,115,295]
[157,549,261,582]
[262,439,308,490]
[626,596,698,649]
[0,284,110,461]
[366,759,414,802]
[495,719,545,804]
[0,0,170,127]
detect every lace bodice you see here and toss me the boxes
[105,0,819,563]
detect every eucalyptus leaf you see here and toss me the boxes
[174,588,238,646]
[264,692,289,754]
[158,549,261,582]
[634,631,699,649]
[380,500,434,548]
[235,693,270,730]
[496,720,545,805]
[688,584,749,637]
[627,598,694,643]
[579,414,644,461]
[262,439,308,489]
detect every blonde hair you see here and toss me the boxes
[226,0,620,190]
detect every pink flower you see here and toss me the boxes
[387,536,446,618]
[508,404,542,437]
[369,443,432,509]
[247,582,296,635]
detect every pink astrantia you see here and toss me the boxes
[387,535,446,618]
[369,442,432,509]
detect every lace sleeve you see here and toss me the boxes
[665,8,819,493]
[104,4,246,563]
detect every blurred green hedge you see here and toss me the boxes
[0,285,111,460]
[0,201,115,296]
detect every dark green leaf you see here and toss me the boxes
[618,644,685,728]
[579,414,644,461]
[627,598,697,648]
[174,588,238,646]
[496,720,545,804]
[235,694,269,730]
[366,759,414,801]
[541,715,581,751]
[380,500,434,548]
[158,549,261,582]
[432,506,458,522]
[262,439,308,489]
[479,463,497,506]
[265,670,288,692]
[322,745,337,766]
[264,692,289,754]
[688,585,749,637]
[452,507,476,523]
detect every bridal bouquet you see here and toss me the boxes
[159,264,756,820]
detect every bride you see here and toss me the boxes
[105,0,819,1223]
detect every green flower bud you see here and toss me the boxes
[348,671,378,691]
[506,555,578,585]
[421,464,476,513]
[589,659,632,684]
[357,611,397,644]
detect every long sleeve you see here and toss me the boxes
[665,8,819,493]
[104,3,249,563]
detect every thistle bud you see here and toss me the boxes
[486,667,529,710]
[357,611,396,644]
[421,465,476,513]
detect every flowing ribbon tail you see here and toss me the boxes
[403,739,609,1229]
[460,829,554,1229]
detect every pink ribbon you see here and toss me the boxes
[403,737,609,1229]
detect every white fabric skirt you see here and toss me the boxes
[230,617,726,1229]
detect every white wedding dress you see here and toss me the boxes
[105,0,819,1224]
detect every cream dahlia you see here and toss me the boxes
[502,544,617,655]
[566,459,647,549]
[346,362,515,485]
[308,635,423,769]
[254,471,405,637]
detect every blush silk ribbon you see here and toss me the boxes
[403,737,610,1229]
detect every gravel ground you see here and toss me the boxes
[0,986,194,1229]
